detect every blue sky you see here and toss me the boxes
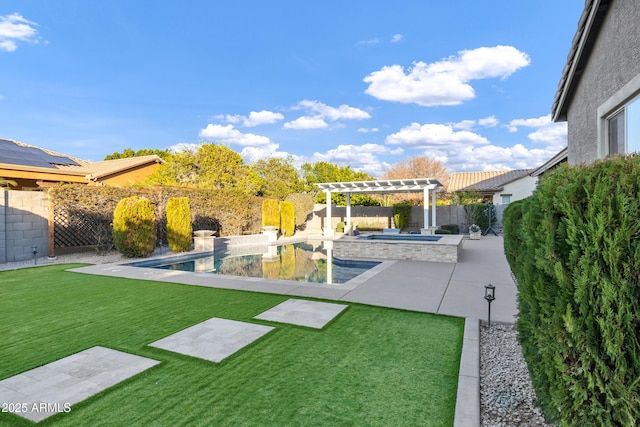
[1,1,583,176]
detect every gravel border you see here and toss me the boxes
[480,321,555,426]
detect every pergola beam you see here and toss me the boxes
[316,178,444,236]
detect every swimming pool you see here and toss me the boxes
[127,241,379,285]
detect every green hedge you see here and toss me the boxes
[166,197,192,252]
[393,203,412,229]
[503,156,640,425]
[440,224,460,234]
[112,196,157,257]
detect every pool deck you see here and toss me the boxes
[69,234,517,427]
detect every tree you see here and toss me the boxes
[143,143,258,194]
[250,156,303,199]
[301,161,378,206]
[104,148,173,161]
[380,155,451,205]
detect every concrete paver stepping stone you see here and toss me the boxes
[148,317,274,363]
[254,298,348,329]
[0,346,159,423]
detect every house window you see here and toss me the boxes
[501,194,511,205]
[607,95,640,154]
[599,74,640,158]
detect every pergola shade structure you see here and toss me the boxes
[315,178,444,236]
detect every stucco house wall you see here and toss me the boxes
[564,0,640,165]
[492,176,537,205]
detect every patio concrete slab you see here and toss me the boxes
[340,260,455,313]
[148,317,274,363]
[0,346,159,423]
[254,299,348,329]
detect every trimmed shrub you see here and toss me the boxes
[112,196,156,257]
[504,156,640,425]
[262,199,280,228]
[434,228,451,234]
[279,201,295,237]
[285,192,315,229]
[166,197,192,252]
[440,224,460,234]
[335,222,345,233]
[393,203,412,229]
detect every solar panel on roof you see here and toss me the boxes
[0,139,79,168]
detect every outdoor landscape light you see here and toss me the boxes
[484,283,496,327]
[31,245,38,265]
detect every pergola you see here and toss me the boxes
[315,178,444,236]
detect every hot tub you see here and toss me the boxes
[334,233,463,263]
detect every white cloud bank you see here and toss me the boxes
[219,110,284,127]
[0,14,39,52]
[284,100,371,130]
[199,124,271,147]
[363,45,530,106]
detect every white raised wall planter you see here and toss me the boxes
[469,231,482,240]
[194,230,216,251]
[262,226,279,243]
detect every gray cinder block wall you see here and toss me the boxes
[0,191,49,263]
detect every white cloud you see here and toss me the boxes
[283,116,328,130]
[284,100,370,130]
[218,110,284,127]
[478,116,499,128]
[239,143,301,163]
[168,142,198,153]
[0,14,38,52]
[199,124,272,146]
[295,99,371,121]
[358,38,379,46]
[452,116,499,131]
[391,34,404,43]
[386,122,489,148]
[363,45,530,106]
[309,143,401,177]
[507,114,567,145]
[357,127,379,133]
[442,143,562,172]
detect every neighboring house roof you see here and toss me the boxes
[531,147,568,177]
[67,155,164,181]
[0,138,163,185]
[552,0,611,121]
[448,169,533,193]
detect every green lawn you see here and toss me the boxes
[0,264,463,426]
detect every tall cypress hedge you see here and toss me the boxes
[503,156,640,425]
[262,199,280,228]
[279,201,295,237]
[112,196,157,257]
[166,197,192,252]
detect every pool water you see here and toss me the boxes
[128,241,379,285]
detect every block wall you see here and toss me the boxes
[0,191,49,263]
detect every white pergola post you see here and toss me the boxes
[431,189,437,229]
[422,188,430,231]
[324,190,333,237]
[345,193,352,230]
